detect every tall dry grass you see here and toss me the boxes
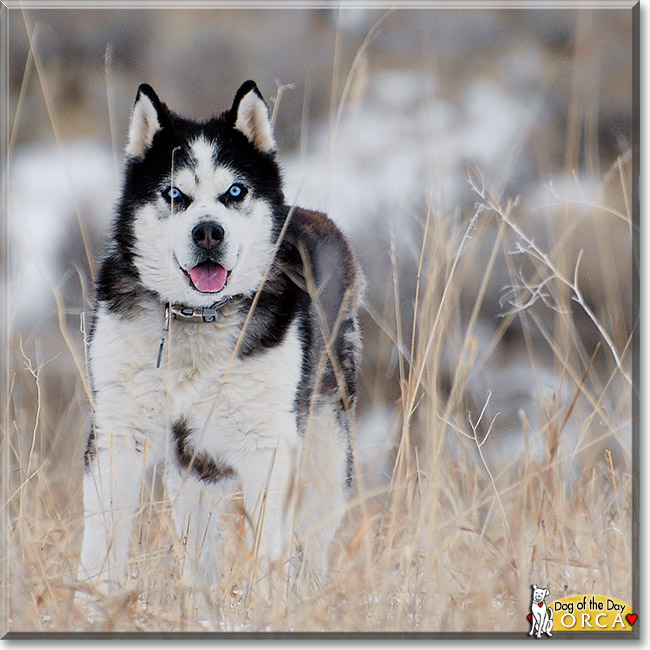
[3,7,635,636]
[4,162,634,633]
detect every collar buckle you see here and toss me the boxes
[170,297,232,324]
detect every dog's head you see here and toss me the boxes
[120,81,285,307]
[531,585,550,605]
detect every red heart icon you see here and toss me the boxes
[626,613,638,626]
[527,614,532,622]
[538,602,543,607]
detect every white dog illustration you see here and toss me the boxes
[529,584,553,638]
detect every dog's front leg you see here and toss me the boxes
[238,437,299,600]
[165,468,238,586]
[78,432,143,595]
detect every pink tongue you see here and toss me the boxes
[188,263,228,293]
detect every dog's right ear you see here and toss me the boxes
[126,84,169,159]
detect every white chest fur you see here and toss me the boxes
[89,304,304,465]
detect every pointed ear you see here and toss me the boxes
[126,84,168,159]
[229,81,276,153]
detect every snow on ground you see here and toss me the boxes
[7,140,117,329]
[282,69,540,237]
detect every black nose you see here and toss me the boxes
[192,221,224,250]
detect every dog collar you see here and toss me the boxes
[156,296,235,368]
[169,296,234,323]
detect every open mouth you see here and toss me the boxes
[183,261,231,293]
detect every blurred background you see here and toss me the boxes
[2,6,639,630]
[4,5,637,631]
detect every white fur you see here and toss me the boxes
[295,404,349,580]
[126,93,161,159]
[131,137,276,308]
[234,89,276,153]
[80,304,306,592]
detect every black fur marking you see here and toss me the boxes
[83,426,96,468]
[173,419,236,484]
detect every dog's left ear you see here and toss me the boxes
[229,81,276,153]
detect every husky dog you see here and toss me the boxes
[79,81,362,595]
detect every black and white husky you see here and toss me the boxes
[79,81,362,595]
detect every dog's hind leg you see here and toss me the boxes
[295,403,349,585]
[78,434,143,594]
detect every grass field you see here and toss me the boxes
[3,6,637,636]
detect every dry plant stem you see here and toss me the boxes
[439,392,511,546]
[52,287,94,403]
[469,177,631,387]
[392,183,437,487]
[604,449,621,519]
[330,9,394,146]
[103,45,120,184]
[442,213,507,429]
[390,231,407,398]
[407,182,436,388]
[8,20,36,159]
[270,81,296,127]
[406,206,481,426]
[528,311,629,452]
[20,12,96,284]
[556,341,601,441]
[616,155,633,235]
[537,185,634,229]
[246,447,277,601]
[17,338,43,485]
[9,343,55,509]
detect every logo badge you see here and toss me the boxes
[527,588,636,634]
[528,584,554,638]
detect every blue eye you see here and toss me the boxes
[227,183,247,200]
[161,185,190,209]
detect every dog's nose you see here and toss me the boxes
[192,221,224,250]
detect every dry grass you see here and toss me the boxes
[4,165,634,633]
[3,6,635,636]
